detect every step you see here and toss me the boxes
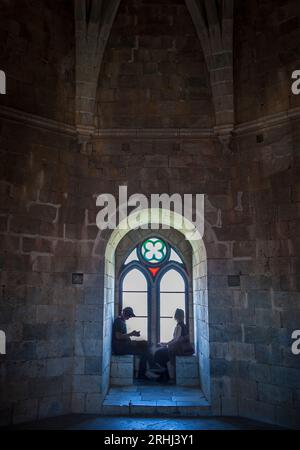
[101,398,211,417]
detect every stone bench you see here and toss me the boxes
[176,355,199,387]
[110,355,134,386]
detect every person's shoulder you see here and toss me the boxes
[113,316,122,325]
[179,321,188,332]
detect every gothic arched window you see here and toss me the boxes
[119,237,189,345]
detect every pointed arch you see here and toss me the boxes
[102,208,210,401]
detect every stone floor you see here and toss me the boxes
[8,414,280,430]
[102,382,210,416]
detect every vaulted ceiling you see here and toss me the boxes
[75,0,234,149]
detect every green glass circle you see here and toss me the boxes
[141,238,167,264]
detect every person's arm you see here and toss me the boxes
[115,330,139,340]
[158,326,181,347]
[173,324,182,340]
[166,324,182,346]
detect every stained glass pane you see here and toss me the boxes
[160,269,185,292]
[141,237,167,264]
[160,292,185,317]
[122,292,148,316]
[124,248,138,265]
[169,248,183,264]
[122,269,147,292]
[160,318,176,343]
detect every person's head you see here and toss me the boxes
[122,307,136,321]
[174,308,185,323]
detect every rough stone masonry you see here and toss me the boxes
[0,0,299,429]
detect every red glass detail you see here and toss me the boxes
[148,267,160,277]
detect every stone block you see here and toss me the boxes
[227,342,255,361]
[85,357,102,375]
[233,241,256,258]
[75,305,102,322]
[8,341,37,361]
[244,326,273,345]
[13,399,38,425]
[271,366,300,390]
[111,363,133,378]
[210,323,243,343]
[221,396,238,416]
[75,337,102,357]
[23,324,47,341]
[238,398,276,425]
[110,355,134,386]
[23,237,53,254]
[176,356,199,387]
[38,395,71,419]
[84,288,101,305]
[28,376,64,398]
[72,393,85,413]
[46,357,73,377]
[29,204,58,222]
[239,361,271,384]
[211,358,239,378]
[258,382,293,406]
[248,290,271,309]
[209,307,232,325]
[255,344,281,365]
[281,310,300,329]
[73,375,101,393]
[86,393,103,413]
[84,322,103,339]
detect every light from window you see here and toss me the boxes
[122,269,148,340]
[123,268,147,292]
[160,269,185,292]
[122,292,148,316]
[160,292,185,317]
[160,318,177,343]
[169,248,183,264]
[124,248,139,265]
[159,270,186,343]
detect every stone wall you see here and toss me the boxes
[0,119,77,424]
[0,118,229,423]
[1,116,299,426]
[0,0,299,430]
[222,119,300,427]
[0,0,75,124]
[235,0,300,123]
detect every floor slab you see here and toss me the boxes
[5,414,282,430]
